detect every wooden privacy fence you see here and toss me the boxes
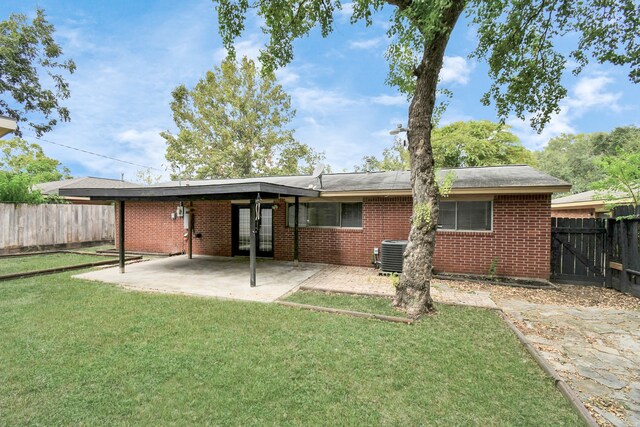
[551,206,640,297]
[0,203,115,254]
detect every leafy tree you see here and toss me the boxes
[214,0,639,317]
[136,167,163,185]
[591,125,640,156]
[162,56,324,179]
[432,121,534,168]
[0,9,75,136]
[592,153,640,211]
[0,138,71,184]
[357,121,533,172]
[536,126,640,195]
[355,138,409,172]
[0,171,45,203]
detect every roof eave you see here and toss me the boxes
[59,181,320,200]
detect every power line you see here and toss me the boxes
[25,133,164,172]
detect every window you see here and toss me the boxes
[288,202,363,228]
[438,201,492,231]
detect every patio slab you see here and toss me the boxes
[74,255,323,303]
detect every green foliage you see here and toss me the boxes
[536,126,640,195]
[432,121,535,168]
[592,153,640,210]
[162,56,324,179]
[355,137,410,172]
[488,257,500,278]
[0,171,44,204]
[135,168,163,185]
[0,138,71,184]
[469,0,639,131]
[216,0,638,132]
[356,121,533,172]
[412,201,434,228]
[437,170,456,197]
[0,9,75,136]
[390,272,400,289]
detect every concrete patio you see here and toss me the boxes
[74,255,323,302]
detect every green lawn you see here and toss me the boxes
[0,273,583,426]
[0,253,113,276]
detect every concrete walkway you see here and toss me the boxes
[75,255,322,303]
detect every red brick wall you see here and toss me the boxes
[551,208,596,218]
[434,195,551,279]
[119,193,552,279]
[116,201,232,256]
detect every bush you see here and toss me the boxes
[0,172,45,204]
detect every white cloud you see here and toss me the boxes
[349,37,385,50]
[275,67,300,86]
[291,87,357,114]
[440,56,473,85]
[509,73,621,149]
[369,94,408,107]
[336,2,354,17]
[567,75,622,111]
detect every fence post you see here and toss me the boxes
[605,218,613,288]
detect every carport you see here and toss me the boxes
[60,182,319,286]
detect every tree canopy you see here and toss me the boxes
[536,126,640,194]
[214,0,640,317]
[593,153,640,210]
[162,56,324,179]
[0,138,70,184]
[0,9,75,136]
[356,120,534,171]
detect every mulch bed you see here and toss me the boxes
[440,279,640,311]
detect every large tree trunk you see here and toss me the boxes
[393,2,466,318]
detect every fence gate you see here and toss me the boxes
[551,218,607,285]
[606,206,640,297]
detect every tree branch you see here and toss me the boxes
[384,0,412,11]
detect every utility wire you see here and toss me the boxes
[25,133,164,172]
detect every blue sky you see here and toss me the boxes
[2,0,639,181]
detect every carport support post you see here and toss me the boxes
[294,196,299,266]
[118,200,125,274]
[249,198,257,287]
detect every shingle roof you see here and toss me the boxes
[35,177,141,195]
[150,165,570,192]
[552,190,626,205]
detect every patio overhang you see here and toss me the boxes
[59,181,320,201]
[60,182,319,287]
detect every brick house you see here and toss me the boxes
[551,190,628,218]
[62,165,570,280]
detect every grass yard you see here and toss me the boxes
[0,273,583,426]
[0,252,112,276]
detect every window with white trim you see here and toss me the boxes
[437,201,492,231]
[287,202,363,228]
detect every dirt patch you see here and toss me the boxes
[438,279,640,311]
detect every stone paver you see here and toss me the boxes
[500,299,640,427]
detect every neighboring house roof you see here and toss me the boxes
[552,189,629,211]
[35,177,141,196]
[0,115,17,138]
[59,165,571,200]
